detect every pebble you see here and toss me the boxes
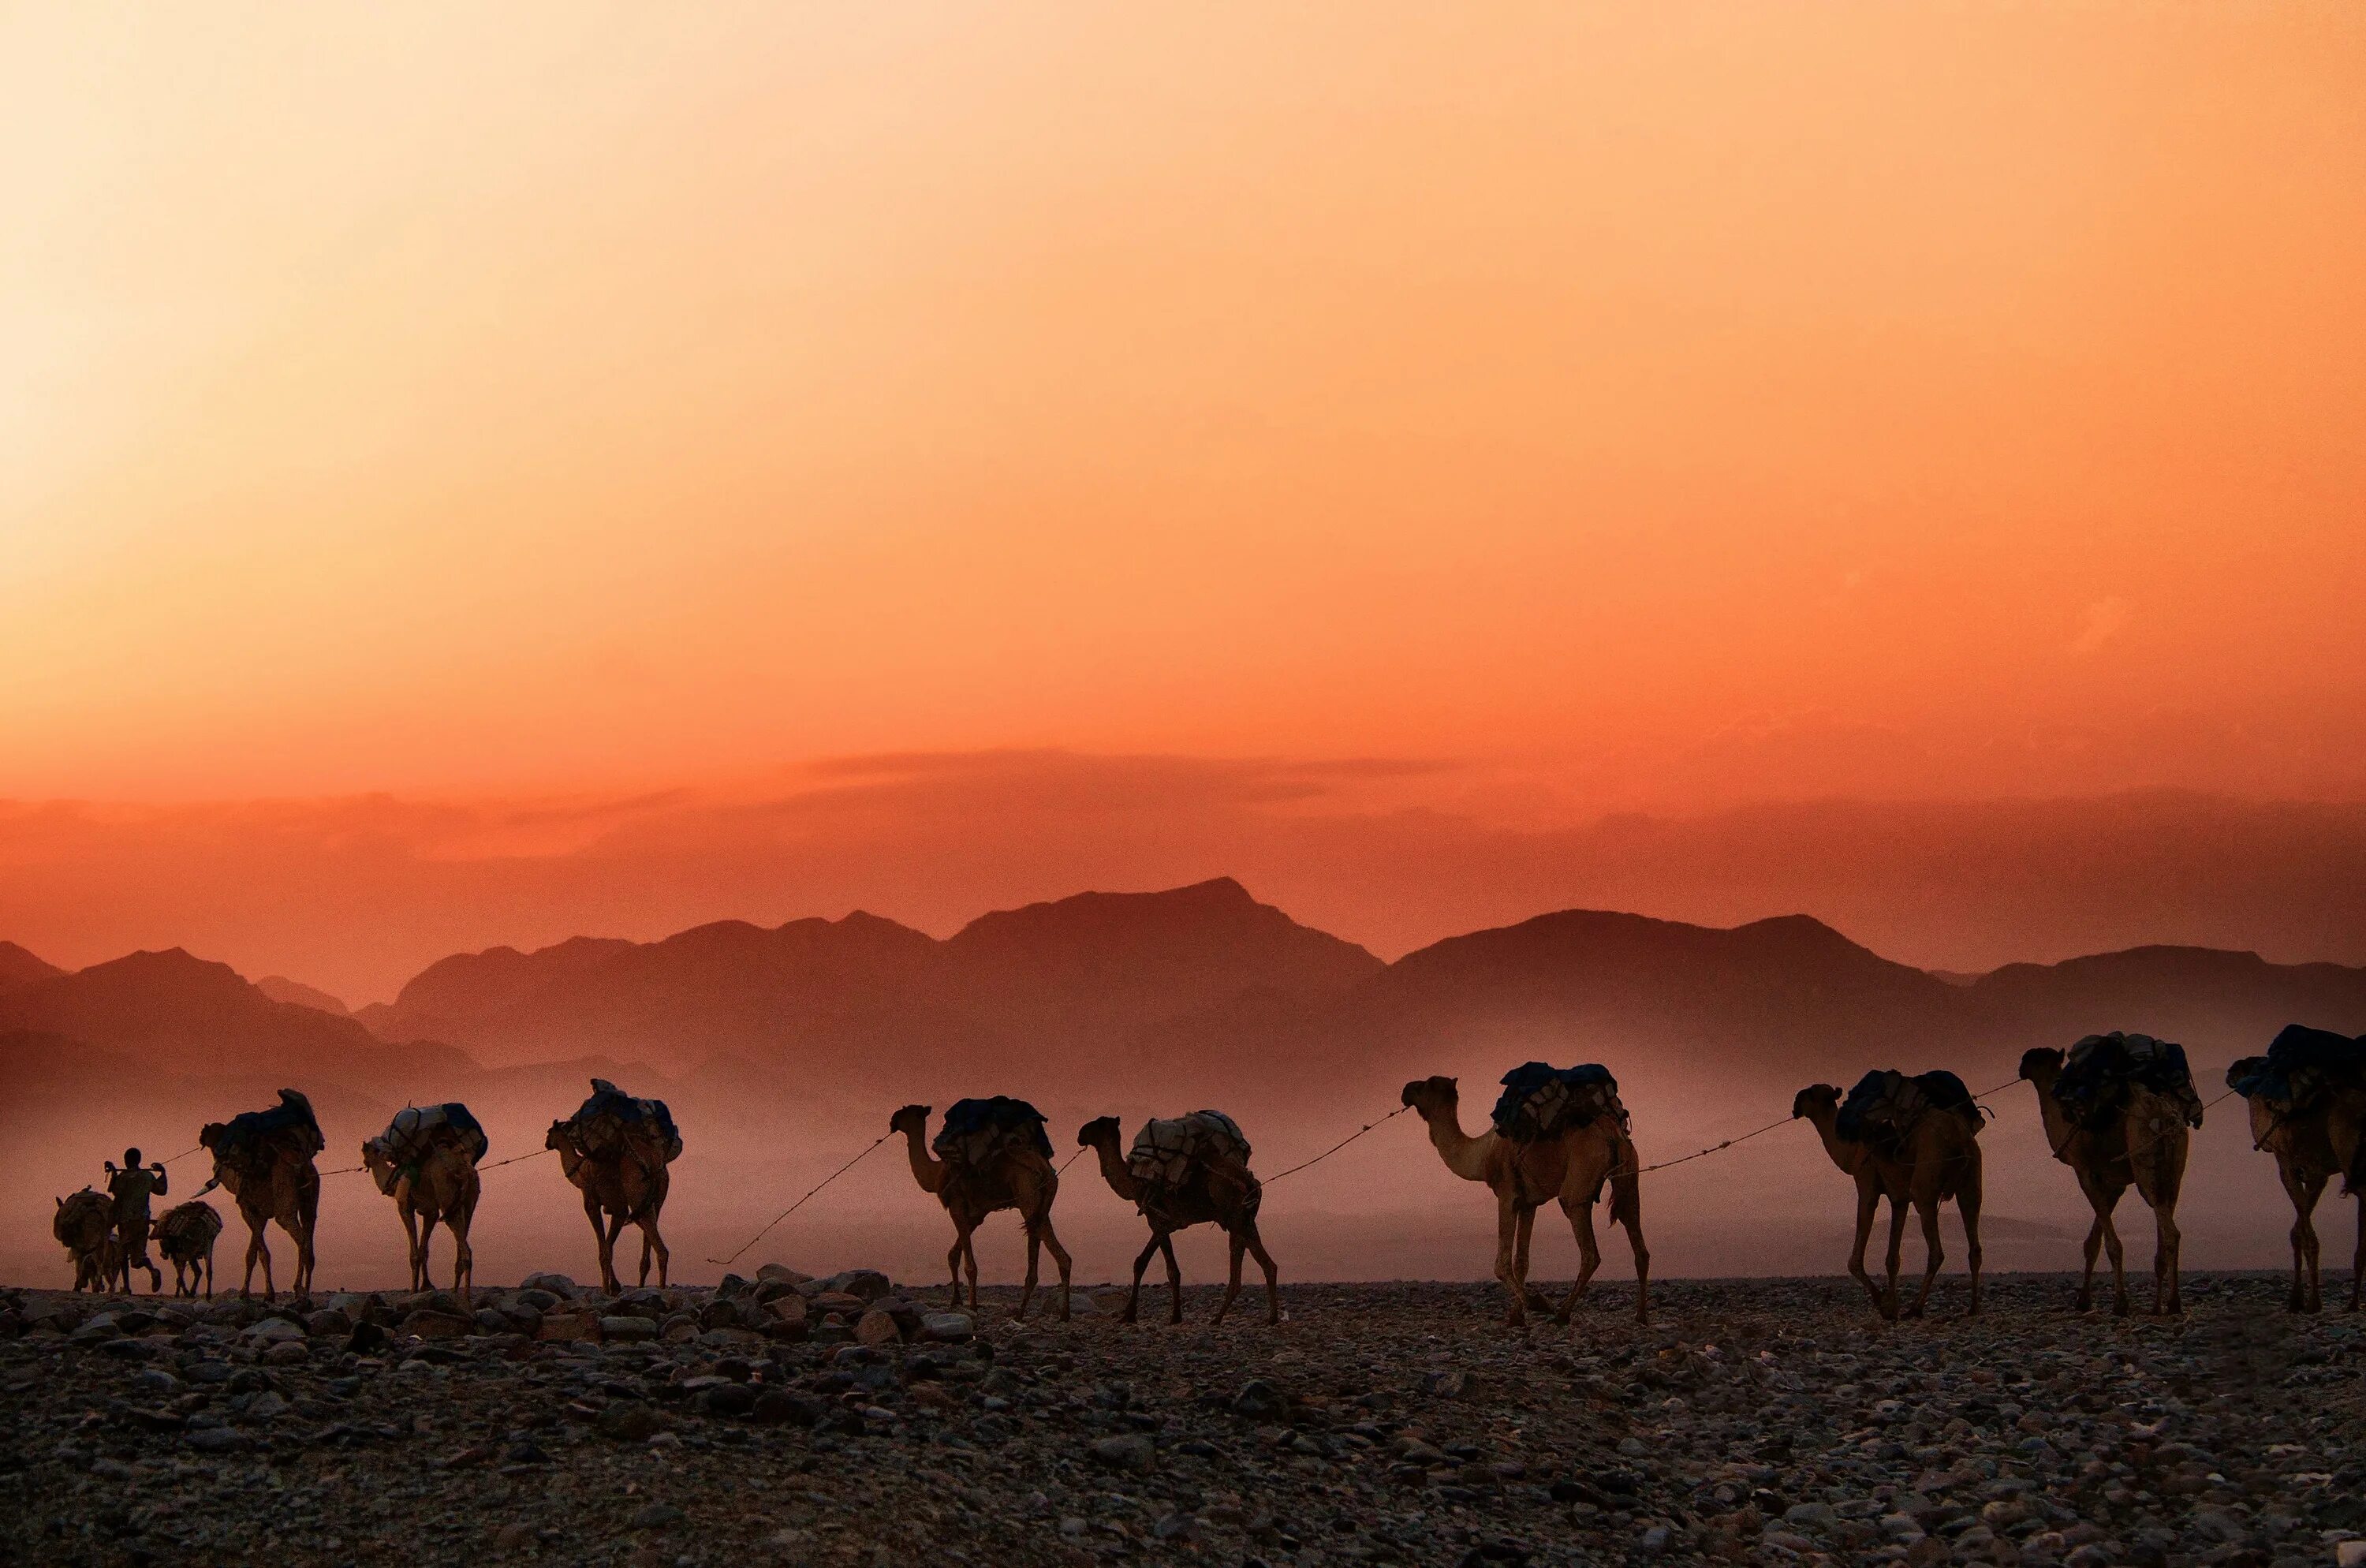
[0,1271,2351,1566]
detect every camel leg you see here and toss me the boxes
[637,1215,668,1288]
[1159,1234,1185,1326]
[2282,1164,2326,1313]
[1555,1198,1602,1326]
[1125,1234,1159,1324]
[1879,1197,1908,1322]
[1039,1215,1073,1322]
[1907,1195,1945,1319]
[1216,1230,1245,1327]
[400,1204,423,1292]
[1614,1167,1651,1324]
[600,1204,629,1297]
[1512,1204,1552,1314]
[2098,1192,2129,1318]
[2151,1200,2181,1317]
[1847,1182,1883,1313]
[294,1180,319,1301]
[1957,1163,1982,1318]
[2352,1197,2363,1313]
[2076,1208,2106,1312]
[1246,1221,1280,1326]
[1493,1193,1527,1327]
[945,1234,967,1308]
[417,1221,435,1296]
[451,1200,476,1309]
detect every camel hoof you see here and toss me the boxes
[2112,1301,2129,1319]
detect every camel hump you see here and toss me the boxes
[2055,1033,2204,1129]
[1127,1110,1254,1189]
[1491,1062,1624,1143]
[1837,1069,1974,1148]
[379,1102,491,1165]
[2235,1025,2366,1116]
[935,1096,1053,1166]
[214,1090,327,1173]
[566,1082,682,1163]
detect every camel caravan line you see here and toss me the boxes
[44,1024,2366,1326]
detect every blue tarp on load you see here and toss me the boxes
[1837,1070,1974,1146]
[1490,1062,1621,1141]
[216,1088,325,1159]
[935,1096,1054,1161]
[570,1078,682,1160]
[2230,1025,2366,1113]
[2055,1033,2202,1129]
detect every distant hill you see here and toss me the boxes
[9,883,2366,1120]
[0,947,470,1090]
[0,941,62,995]
[255,974,353,1016]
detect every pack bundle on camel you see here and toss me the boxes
[2021,1033,2203,1316]
[893,1097,1072,1321]
[151,1200,224,1300]
[364,1102,488,1305]
[547,1079,679,1294]
[199,1088,324,1301]
[2227,1025,2366,1312]
[54,1188,121,1294]
[1793,1069,1985,1320]
[1401,1063,1649,1331]
[1077,1109,1279,1326]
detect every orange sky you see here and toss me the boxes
[5,6,2364,956]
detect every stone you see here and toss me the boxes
[244,1316,305,1344]
[854,1309,902,1347]
[819,1268,890,1301]
[519,1272,578,1297]
[629,1503,685,1531]
[920,1312,974,1343]
[1232,1379,1288,1419]
[1092,1434,1156,1471]
[599,1403,663,1441]
[598,1316,657,1343]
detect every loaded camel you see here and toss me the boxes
[1077,1112,1280,1326]
[363,1104,486,1306]
[893,1101,1073,1322]
[2019,1042,2194,1316]
[2226,1026,2366,1313]
[53,1189,121,1294]
[199,1088,323,1301]
[1793,1073,1984,1320]
[1400,1075,1649,1329]
[151,1201,224,1299]
[547,1081,677,1295]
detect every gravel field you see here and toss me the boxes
[0,1270,2358,1568]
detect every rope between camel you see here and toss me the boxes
[1263,1103,1413,1184]
[703,1133,891,1268]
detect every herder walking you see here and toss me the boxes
[104,1148,168,1294]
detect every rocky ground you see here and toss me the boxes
[0,1269,2358,1567]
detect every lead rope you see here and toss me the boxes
[1263,1103,1413,1184]
[704,1133,890,1268]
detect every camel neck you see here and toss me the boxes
[901,1126,946,1193]
[1804,1107,1863,1176]
[1420,1104,1495,1182]
[1088,1136,1140,1202]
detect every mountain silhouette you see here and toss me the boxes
[9,883,2366,1116]
[0,946,464,1088]
[254,974,353,1016]
[0,941,62,995]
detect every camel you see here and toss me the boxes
[892,1103,1072,1321]
[2226,1036,2366,1313]
[199,1089,323,1301]
[54,1189,118,1293]
[151,1201,223,1300]
[1077,1114,1279,1325]
[546,1121,670,1295]
[1793,1077,1984,1320]
[2019,1046,2192,1316]
[363,1111,484,1306]
[1399,1076,1648,1329]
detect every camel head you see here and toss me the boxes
[889,1104,932,1139]
[2017,1047,2064,1084]
[1077,1115,1121,1152]
[545,1121,581,1155]
[1791,1084,1840,1120]
[360,1138,401,1197]
[198,1122,226,1152]
[2225,1057,2266,1096]
[1400,1076,1458,1119]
